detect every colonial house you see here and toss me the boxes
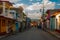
[46,9,60,33]
[0,1,16,35]
[10,7,21,32]
[18,6,27,32]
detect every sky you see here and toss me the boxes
[3,0,60,19]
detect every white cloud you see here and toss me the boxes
[26,0,55,11]
[27,13,41,19]
[44,2,55,9]
[24,0,55,19]
[26,2,42,10]
[30,0,41,2]
[42,0,49,2]
[13,3,27,9]
[0,0,9,1]
[9,0,21,3]
[11,0,55,11]
[13,3,23,7]
[36,0,41,1]
[10,0,55,19]
[30,0,33,1]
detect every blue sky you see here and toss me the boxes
[16,0,42,5]
[9,0,60,19]
[50,0,60,4]
[50,0,60,9]
[9,0,60,9]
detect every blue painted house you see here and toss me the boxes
[26,17,31,28]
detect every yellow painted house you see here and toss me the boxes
[0,1,16,35]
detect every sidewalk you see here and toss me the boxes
[0,32,16,39]
[45,29,60,39]
[0,31,23,39]
[0,34,8,39]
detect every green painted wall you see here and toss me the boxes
[50,17,55,30]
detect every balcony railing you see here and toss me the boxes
[0,13,16,19]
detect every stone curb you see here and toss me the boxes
[45,30,60,39]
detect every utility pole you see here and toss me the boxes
[42,1,45,19]
[42,0,45,30]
